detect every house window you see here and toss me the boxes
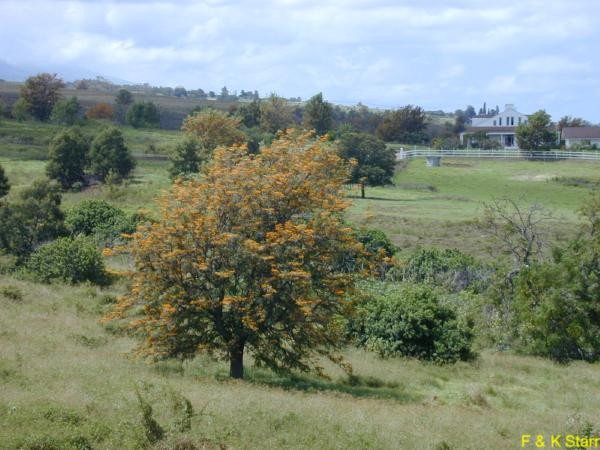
[511,117,514,126]
[518,117,521,125]
[499,117,502,126]
[493,120,496,126]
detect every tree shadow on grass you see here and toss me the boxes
[243,369,422,403]
[347,195,419,202]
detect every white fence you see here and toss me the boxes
[397,149,600,161]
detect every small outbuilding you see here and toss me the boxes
[562,127,600,149]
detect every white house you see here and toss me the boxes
[561,127,600,149]
[460,104,529,149]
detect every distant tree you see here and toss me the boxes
[89,127,135,181]
[127,101,160,128]
[219,86,230,100]
[0,165,9,198]
[516,110,555,151]
[236,100,261,128]
[453,109,468,134]
[557,116,590,134]
[464,105,476,118]
[75,80,89,90]
[86,102,115,120]
[50,96,82,125]
[11,98,29,122]
[208,91,216,98]
[115,89,133,106]
[259,94,294,133]
[376,105,427,143]
[303,92,333,136]
[168,136,204,179]
[20,73,65,121]
[173,86,188,98]
[338,132,396,198]
[181,109,245,156]
[46,128,89,189]
[106,132,360,379]
[483,102,487,115]
[0,179,65,258]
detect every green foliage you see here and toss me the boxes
[354,227,396,258]
[376,105,427,143]
[11,97,30,122]
[46,127,89,189]
[236,100,261,128]
[0,179,65,258]
[50,96,83,126]
[27,235,108,284]
[115,89,133,106]
[127,101,160,128]
[65,199,136,242]
[21,73,66,121]
[350,283,476,363]
[259,94,294,133]
[516,110,556,150]
[89,127,135,181]
[338,132,396,186]
[303,92,333,135]
[395,248,491,293]
[0,164,10,198]
[168,136,203,179]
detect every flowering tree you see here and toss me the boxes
[107,132,362,378]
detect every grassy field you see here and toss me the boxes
[1,119,600,449]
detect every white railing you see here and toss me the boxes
[397,149,600,161]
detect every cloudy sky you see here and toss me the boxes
[1,0,598,121]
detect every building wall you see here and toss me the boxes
[471,104,528,128]
[565,138,600,149]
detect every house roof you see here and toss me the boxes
[562,126,600,139]
[463,126,516,134]
[473,114,495,118]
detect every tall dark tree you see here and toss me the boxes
[557,116,590,134]
[236,100,261,128]
[0,164,9,198]
[46,128,89,189]
[376,105,427,143]
[464,105,476,118]
[89,127,135,181]
[115,89,133,106]
[338,132,396,198]
[20,73,65,121]
[303,92,333,135]
[516,110,556,151]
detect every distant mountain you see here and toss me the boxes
[0,60,133,85]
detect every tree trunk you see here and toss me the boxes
[229,341,245,379]
[360,182,365,199]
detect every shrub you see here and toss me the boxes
[0,164,10,198]
[27,236,108,284]
[0,180,65,258]
[127,101,160,128]
[89,127,135,181]
[46,128,89,189]
[50,96,83,125]
[393,248,492,293]
[65,200,136,242]
[354,227,396,257]
[350,282,476,363]
[168,137,204,179]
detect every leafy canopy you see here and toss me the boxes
[338,131,396,186]
[516,110,555,151]
[20,73,65,121]
[46,127,89,189]
[89,127,135,181]
[107,132,362,379]
[181,109,245,156]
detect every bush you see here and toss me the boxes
[168,137,203,179]
[86,102,114,120]
[27,236,108,284]
[0,179,65,258]
[127,101,160,128]
[65,200,136,242]
[0,164,10,198]
[349,282,476,363]
[89,127,135,181]
[46,127,89,189]
[1,285,23,302]
[392,248,492,293]
[354,227,396,257]
[50,96,83,125]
